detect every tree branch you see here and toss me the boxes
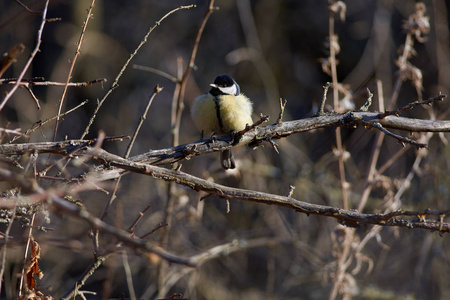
[1,103,449,164]
[81,147,449,233]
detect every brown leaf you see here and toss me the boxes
[24,237,44,291]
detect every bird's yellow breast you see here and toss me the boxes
[191,93,253,135]
[218,94,253,133]
[191,93,221,134]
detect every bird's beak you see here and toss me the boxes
[210,84,218,88]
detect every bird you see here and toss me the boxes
[191,74,253,169]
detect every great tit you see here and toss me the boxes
[191,74,253,169]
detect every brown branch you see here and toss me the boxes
[0,128,23,137]
[0,180,195,270]
[50,195,194,265]
[60,254,109,300]
[2,108,449,165]
[0,77,107,87]
[82,147,450,233]
[0,136,129,156]
[0,44,25,78]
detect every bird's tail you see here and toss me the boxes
[220,149,236,170]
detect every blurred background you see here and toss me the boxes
[1,0,450,299]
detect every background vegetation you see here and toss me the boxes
[1,0,449,299]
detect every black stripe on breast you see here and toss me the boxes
[213,95,224,133]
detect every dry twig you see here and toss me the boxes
[0,0,49,111]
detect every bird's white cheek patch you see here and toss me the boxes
[218,85,237,96]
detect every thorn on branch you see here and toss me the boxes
[249,114,269,131]
[45,18,62,23]
[318,82,332,115]
[329,1,347,22]
[154,84,164,93]
[288,185,295,197]
[439,214,445,235]
[268,138,279,154]
[277,98,287,124]
[181,144,197,161]
[359,88,373,112]
[232,115,268,144]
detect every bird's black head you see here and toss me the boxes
[209,74,240,96]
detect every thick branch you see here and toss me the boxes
[2,111,448,165]
[84,148,450,233]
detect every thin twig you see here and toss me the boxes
[359,88,373,112]
[276,98,287,124]
[132,65,178,82]
[0,0,49,111]
[127,204,152,234]
[379,93,446,119]
[122,251,137,300]
[48,195,194,265]
[14,0,42,15]
[53,0,96,141]
[61,255,108,300]
[18,214,36,297]
[0,128,23,137]
[140,223,168,239]
[10,100,89,143]
[24,85,41,109]
[81,4,194,139]
[0,211,15,294]
[361,121,428,148]
[124,85,164,158]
